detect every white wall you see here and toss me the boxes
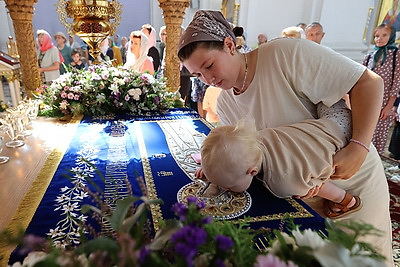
[239,0,376,62]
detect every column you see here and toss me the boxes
[4,0,41,98]
[158,0,190,92]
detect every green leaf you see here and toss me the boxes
[149,219,182,250]
[109,196,139,231]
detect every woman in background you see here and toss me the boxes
[37,29,62,84]
[124,31,154,74]
[363,23,400,155]
[141,24,161,72]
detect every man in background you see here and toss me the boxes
[305,22,325,44]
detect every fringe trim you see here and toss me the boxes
[0,114,83,267]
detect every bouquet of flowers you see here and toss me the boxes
[37,65,181,117]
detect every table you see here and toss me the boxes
[1,109,326,266]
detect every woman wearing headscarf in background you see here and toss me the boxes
[123,31,154,74]
[141,24,161,72]
[37,29,63,84]
[363,23,400,155]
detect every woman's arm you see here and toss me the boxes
[331,69,383,180]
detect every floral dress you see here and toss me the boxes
[363,48,400,154]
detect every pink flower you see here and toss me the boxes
[74,94,80,100]
[61,91,67,98]
[67,93,74,99]
[255,254,298,267]
[125,94,130,101]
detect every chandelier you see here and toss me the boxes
[56,0,122,64]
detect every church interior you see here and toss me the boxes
[1,0,400,266]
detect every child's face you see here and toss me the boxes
[72,53,80,63]
[205,171,253,193]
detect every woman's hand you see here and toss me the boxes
[380,105,393,120]
[331,142,368,180]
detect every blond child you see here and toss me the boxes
[199,100,362,219]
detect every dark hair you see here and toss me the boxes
[71,48,81,56]
[306,22,323,31]
[232,26,244,37]
[178,41,224,61]
[142,24,152,34]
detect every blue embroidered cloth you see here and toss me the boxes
[9,108,324,263]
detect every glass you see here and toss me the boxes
[0,126,9,164]
[1,116,25,148]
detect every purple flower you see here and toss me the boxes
[202,216,213,225]
[172,202,188,221]
[138,245,151,263]
[171,225,207,266]
[154,96,160,104]
[215,235,234,251]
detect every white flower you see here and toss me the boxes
[292,228,326,250]
[59,100,69,110]
[110,83,119,94]
[141,73,155,84]
[128,88,142,100]
[313,242,386,267]
[96,94,106,103]
[18,251,48,267]
[269,232,297,254]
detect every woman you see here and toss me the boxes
[54,32,72,74]
[123,31,154,74]
[141,24,161,72]
[178,10,393,266]
[363,23,400,155]
[37,29,62,84]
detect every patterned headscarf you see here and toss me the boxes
[178,10,236,53]
[371,25,397,70]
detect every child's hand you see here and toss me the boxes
[295,185,321,199]
[195,167,205,178]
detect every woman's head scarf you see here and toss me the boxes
[371,25,397,70]
[37,29,64,63]
[178,10,236,53]
[124,31,151,71]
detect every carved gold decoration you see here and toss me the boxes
[4,0,41,98]
[158,0,190,92]
[56,0,122,64]
[178,181,252,220]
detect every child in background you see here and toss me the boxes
[70,49,86,70]
[199,100,362,219]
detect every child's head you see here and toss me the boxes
[201,119,263,192]
[71,49,81,63]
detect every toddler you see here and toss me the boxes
[200,100,363,219]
